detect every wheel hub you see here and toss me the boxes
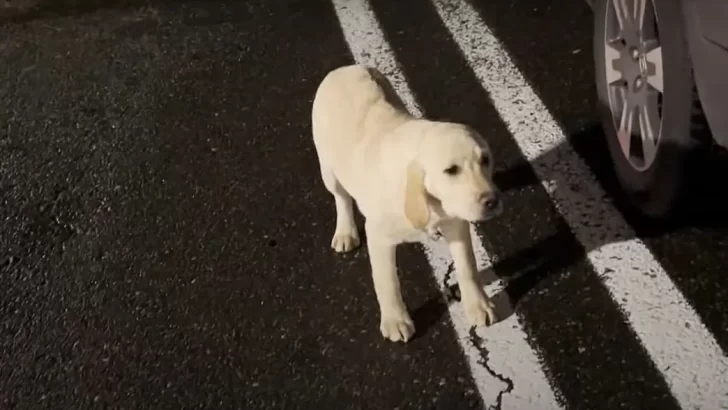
[617,39,649,94]
[603,0,663,171]
[629,46,640,60]
[633,76,643,91]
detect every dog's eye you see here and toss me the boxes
[480,155,491,167]
[444,165,460,176]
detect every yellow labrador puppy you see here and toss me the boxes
[311,65,502,343]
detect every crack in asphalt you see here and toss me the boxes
[442,261,514,410]
[442,262,460,303]
[468,327,514,410]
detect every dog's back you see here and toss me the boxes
[311,65,411,172]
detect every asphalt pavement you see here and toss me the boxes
[1,0,727,409]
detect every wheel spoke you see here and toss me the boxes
[612,0,631,29]
[617,126,633,158]
[639,104,659,166]
[604,0,662,170]
[638,104,658,143]
[617,88,636,156]
[645,46,663,92]
[634,0,649,30]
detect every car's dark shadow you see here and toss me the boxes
[1,0,146,22]
[438,226,583,327]
[567,121,728,235]
[0,0,315,23]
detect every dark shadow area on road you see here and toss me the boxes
[0,0,317,23]
[567,121,728,235]
[1,0,153,22]
[442,228,584,326]
[409,290,450,341]
[0,0,312,23]
[493,122,728,236]
[344,211,452,342]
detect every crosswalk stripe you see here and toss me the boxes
[328,0,421,117]
[330,0,563,408]
[431,0,728,408]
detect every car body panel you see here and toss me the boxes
[694,0,728,48]
[683,0,728,148]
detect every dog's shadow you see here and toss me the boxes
[405,239,573,341]
[427,228,579,331]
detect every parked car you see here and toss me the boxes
[586,0,728,217]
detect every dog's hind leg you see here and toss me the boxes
[320,165,361,253]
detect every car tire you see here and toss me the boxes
[593,0,696,218]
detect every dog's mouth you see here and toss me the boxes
[433,195,503,223]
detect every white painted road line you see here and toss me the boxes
[437,225,563,409]
[432,0,728,408]
[330,1,564,408]
[329,0,421,117]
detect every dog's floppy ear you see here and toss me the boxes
[404,161,430,229]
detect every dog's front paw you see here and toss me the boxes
[331,230,360,253]
[463,294,497,327]
[380,310,415,343]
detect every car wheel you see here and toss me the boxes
[593,0,696,218]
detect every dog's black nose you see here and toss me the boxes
[484,196,500,211]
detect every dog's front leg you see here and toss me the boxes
[440,220,497,327]
[365,222,415,342]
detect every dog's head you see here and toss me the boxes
[404,122,502,229]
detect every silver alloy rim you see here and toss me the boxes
[604,0,664,171]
